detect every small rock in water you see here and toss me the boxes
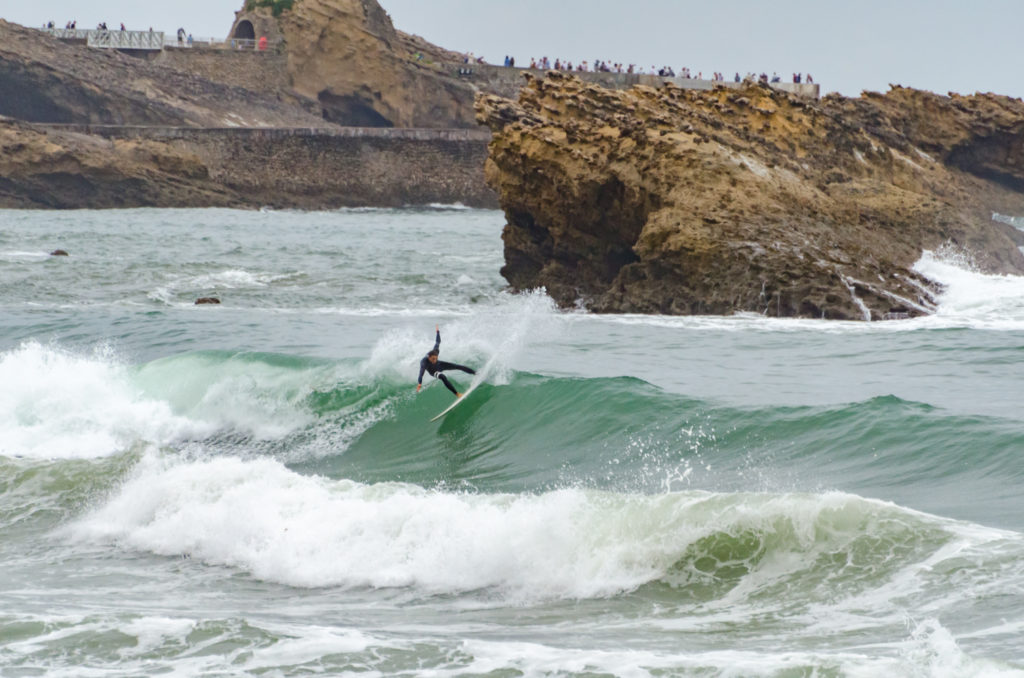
[50,249,69,256]
[195,297,221,305]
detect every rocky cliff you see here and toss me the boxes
[0,13,495,209]
[0,119,238,208]
[0,20,326,128]
[279,0,478,128]
[476,73,1024,320]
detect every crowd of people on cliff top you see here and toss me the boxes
[482,53,812,84]
[48,20,163,34]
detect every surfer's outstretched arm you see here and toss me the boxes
[417,358,428,391]
[436,361,475,375]
[432,326,440,353]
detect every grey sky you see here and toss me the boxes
[6,0,1022,98]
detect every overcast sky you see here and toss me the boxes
[6,0,1021,98]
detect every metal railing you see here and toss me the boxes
[88,30,164,50]
[41,28,278,52]
[44,28,164,50]
[163,35,281,50]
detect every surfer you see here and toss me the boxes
[417,325,475,398]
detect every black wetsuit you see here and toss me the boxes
[418,330,475,395]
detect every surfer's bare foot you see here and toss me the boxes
[457,392,463,398]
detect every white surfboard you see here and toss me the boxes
[429,356,497,422]
[429,379,482,422]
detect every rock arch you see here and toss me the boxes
[233,20,255,41]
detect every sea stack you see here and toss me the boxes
[476,72,1024,320]
[273,0,478,127]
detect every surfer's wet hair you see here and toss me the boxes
[428,349,439,357]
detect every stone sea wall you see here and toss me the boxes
[151,48,293,99]
[28,124,497,208]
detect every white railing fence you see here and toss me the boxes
[45,28,164,50]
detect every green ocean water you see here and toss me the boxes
[1,207,1023,677]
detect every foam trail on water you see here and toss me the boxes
[148,269,302,305]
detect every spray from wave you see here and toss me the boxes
[66,452,1024,610]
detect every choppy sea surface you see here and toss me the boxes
[1,207,1023,677]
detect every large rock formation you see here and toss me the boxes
[0,16,496,209]
[476,72,1024,320]
[0,20,326,128]
[278,0,478,128]
[0,119,239,208]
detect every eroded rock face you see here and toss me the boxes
[0,19,328,128]
[0,120,239,208]
[476,73,1024,320]
[280,0,478,128]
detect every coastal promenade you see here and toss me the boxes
[44,28,165,50]
[459,64,820,99]
[39,27,820,99]
[42,27,280,52]
[31,124,491,143]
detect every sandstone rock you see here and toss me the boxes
[0,119,240,208]
[278,0,478,128]
[0,15,495,209]
[0,20,327,128]
[476,72,1024,320]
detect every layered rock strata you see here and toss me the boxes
[0,20,326,128]
[0,13,495,209]
[0,121,496,209]
[0,120,237,208]
[476,72,1024,320]
[279,0,479,128]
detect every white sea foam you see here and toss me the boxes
[912,249,1024,329]
[148,269,300,304]
[565,248,1024,333]
[425,202,472,210]
[240,625,374,670]
[0,342,194,460]
[68,454,671,598]
[364,289,560,388]
[115,617,198,659]
[895,618,1024,678]
[132,353,327,441]
[0,343,348,460]
[457,636,1024,678]
[68,454,1020,609]
[0,250,52,260]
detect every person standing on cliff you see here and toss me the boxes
[416,325,476,399]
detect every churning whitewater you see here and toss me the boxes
[1,207,1023,677]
